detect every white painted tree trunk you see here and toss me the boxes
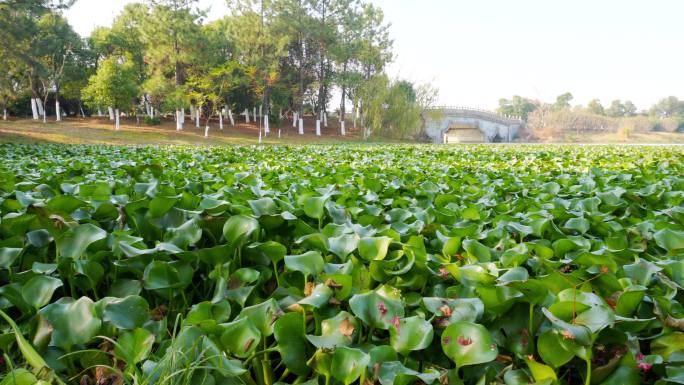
[108,107,115,120]
[244,109,250,123]
[204,126,209,137]
[258,105,262,118]
[37,99,44,117]
[323,112,327,127]
[292,112,297,127]
[278,129,281,138]
[195,109,200,128]
[115,109,120,130]
[219,111,223,130]
[97,108,102,117]
[229,109,234,126]
[55,101,61,122]
[298,118,304,135]
[253,107,257,122]
[42,107,47,123]
[316,120,321,136]
[176,110,181,131]
[30,99,38,120]
[181,108,185,122]
[264,115,269,134]
[151,107,155,118]
[3,108,7,120]
[190,105,195,119]
[258,129,262,143]
[341,121,346,136]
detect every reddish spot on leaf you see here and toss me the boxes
[457,335,473,346]
[243,337,255,352]
[377,301,388,317]
[439,304,452,317]
[561,329,575,340]
[443,336,452,344]
[391,316,401,333]
[439,267,449,278]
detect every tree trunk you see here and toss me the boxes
[55,99,61,122]
[108,107,115,120]
[37,98,45,118]
[31,98,38,120]
[229,109,234,126]
[3,108,6,121]
[219,110,223,130]
[115,109,120,130]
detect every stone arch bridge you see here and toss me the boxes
[423,106,524,144]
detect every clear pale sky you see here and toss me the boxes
[65,0,684,110]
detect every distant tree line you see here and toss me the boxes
[0,0,437,138]
[497,93,684,141]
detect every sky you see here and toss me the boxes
[65,0,684,110]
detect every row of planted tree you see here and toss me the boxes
[0,0,437,139]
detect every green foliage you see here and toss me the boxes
[81,55,139,111]
[143,116,161,125]
[2,137,684,385]
[498,95,538,120]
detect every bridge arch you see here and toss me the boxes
[422,106,524,143]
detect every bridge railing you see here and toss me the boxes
[426,106,524,123]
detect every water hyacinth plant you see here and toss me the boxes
[0,144,683,385]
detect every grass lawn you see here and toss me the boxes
[0,116,382,145]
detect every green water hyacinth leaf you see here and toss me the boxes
[654,228,684,252]
[274,312,310,376]
[0,369,38,385]
[537,329,574,368]
[248,241,287,263]
[39,297,101,350]
[57,223,107,260]
[331,347,370,385]
[651,332,684,360]
[377,361,440,385]
[299,284,333,308]
[142,260,192,291]
[441,321,498,369]
[148,195,180,217]
[21,275,62,309]
[222,214,259,246]
[187,301,231,333]
[164,218,202,248]
[328,233,359,259]
[236,298,281,337]
[302,196,328,220]
[0,247,23,268]
[115,327,154,364]
[285,251,324,276]
[563,217,590,234]
[358,236,393,261]
[306,311,359,349]
[349,286,404,329]
[541,307,592,346]
[248,197,278,217]
[102,295,150,330]
[462,239,491,262]
[219,317,261,358]
[389,316,433,355]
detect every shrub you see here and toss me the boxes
[677,120,684,132]
[144,116,161,126]
[652,121,665,132]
